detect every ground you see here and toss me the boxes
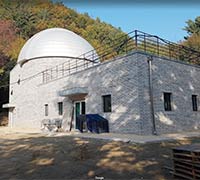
[0,111,8,126]
[0,128,199,180]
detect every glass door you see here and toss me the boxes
[74,101,86,130]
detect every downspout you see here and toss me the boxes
[147,56,157,135]
[69,100,74,131]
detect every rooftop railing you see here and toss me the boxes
[133,30,200,64]
[42,30,200,84]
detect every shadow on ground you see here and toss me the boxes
[0,133,198,179]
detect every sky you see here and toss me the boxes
[62,1,200,42]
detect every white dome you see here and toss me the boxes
[18,28,97,64]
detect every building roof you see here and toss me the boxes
[17,28,97,64]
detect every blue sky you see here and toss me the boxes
[63,1,200,42]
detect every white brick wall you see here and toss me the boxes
[8,51,200,135]
[38,53,142,134]
[137,52,200,134]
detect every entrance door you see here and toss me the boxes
[74,101,86,130]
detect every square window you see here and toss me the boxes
[102,95,112,112]
[164,92,172,111]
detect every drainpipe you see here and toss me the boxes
[69,100,74,131]
[147,56,157,135]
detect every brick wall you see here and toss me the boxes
[9,51,200,135]
[137,52,200,134]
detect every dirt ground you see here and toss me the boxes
[0,129,199,180]
[0,111,8,126]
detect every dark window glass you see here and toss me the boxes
[102,95,112,112]
[192,95,198,111]
[164,93,172,111]
[58,102,63,115]
[81,102,86,114]
[45,104,48,116]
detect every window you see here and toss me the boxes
[45,104,48,116]
[81,102,86,114]
[192,95,198,111]
[164,92,172,111]
[58,102,63,115]
[102,95,112,112]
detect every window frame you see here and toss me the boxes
[45,104,48,116]
[192,95,198,111]
[58,102,63,115]
[102,94,112,113]
[163,92,172,111]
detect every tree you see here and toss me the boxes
[183,33,200,51]
[0,20,18,54]
[184,17,200,37]
[0,0,51,38]
[7,37,26,60]
[0,0,127,114]
[183,16,200,52]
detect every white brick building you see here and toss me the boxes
[3,28,200,135]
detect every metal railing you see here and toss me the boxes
[42,57,97,83]
[42,30,200,84]
[134,30,200,64]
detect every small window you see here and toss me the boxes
[81,101,85,114]
[102,95,112,112]
[192,95,198,111]
[164,92,172,111]
[58,102,63,115]
[45,104,48,116]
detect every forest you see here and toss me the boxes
[0,0,127,115]
[0,0,200,116]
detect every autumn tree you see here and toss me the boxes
[182,16,200,52]
[0,20,18,79]
[0,20,18,54]
[0,0,127,113]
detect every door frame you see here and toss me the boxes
[74,100,86,130]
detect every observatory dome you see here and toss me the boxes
[17,28,97,64]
